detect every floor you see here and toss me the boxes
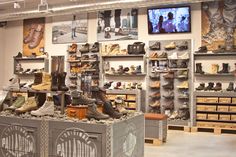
[145,130,236,157]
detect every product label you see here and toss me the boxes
[1,125,36,157]
[55,128,97,157]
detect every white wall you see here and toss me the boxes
[0,28,5,88]
[0,3,201,87]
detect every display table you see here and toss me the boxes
[0,112,144,157]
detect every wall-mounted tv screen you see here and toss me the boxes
[147,6,191,34]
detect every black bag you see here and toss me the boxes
[128,42,145,54]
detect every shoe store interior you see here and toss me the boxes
[0,0,236,157]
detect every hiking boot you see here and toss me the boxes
[126,83,132,89]
[213,82,222,91]
[204,82,214,91]
[109,44,120,55]
[162,82,174,90]
[51,72,58,91]
[165,42,176,50]
[117,65,124,74]
[196,83,205,91]
[158,52,167,58]
[212,45,225,53]
[5,96,25,111]
[149,42,161,50]
[163,72,174,79]
[195,63,205,74]
[163,101,174,110]
[178,61,188,68]
[163,91,174,99]
[114,97,128,114]
[15,52,23,58]
[178,91,189,99]
[137,83,142,89]
[91,54,99,60]
[15,97,38,114]
[177,108,190,120]
[103,101,122,119]
[90,42,100,52]
[178,52,189,59]
[211,64,219,74]
[196,46,207,53]
[150,81,160,88]
[72,93,96,105]
[149,101,160,108]
[31,72,51,91]
[31,99,54,116]
[131,82,137,89]
[106,67,116,75]
[68,43,77,53]
[128,65,136,74]
[218,63,229,74]
[168,52,178,60]
[150,72,160,79]
[177,70,188,79]
[177,41,188,51]
[177,81,188,89]
[226,82,234,91]
[81,55,89,60]
[28,24,44,49]
[124,67,129,73]
[149,52,158,58]
[149,92,161,99]
[79,43,90,53]
[135,65,142,74]
[58,72,69,91]
[86,103,109,120]
[170,110,178,119]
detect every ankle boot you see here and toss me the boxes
[117,65,124,74]
[211,64,219,74]
[79,43,90,53]
[218,63,229,74]
[90,42,100,52]
[51,72,58,91]
[195,63,204,74]
[204,82,214,91]
[227,82,234,91]
[196,83,205,91]
[103,101,122,119]
[58,72,69,91]
[213,82,222,91]
[86,103,109,120]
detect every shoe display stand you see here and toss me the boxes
[146,39,192,127]
[67,43,101,96]
[0,113,144,157]
[106,89,143,111]
[193,52,236,129]
[14,57,49,75]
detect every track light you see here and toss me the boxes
[14,2,21,9]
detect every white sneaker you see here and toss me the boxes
[31,100,54,116]
[178,52,189,59]
[168,52,178,60]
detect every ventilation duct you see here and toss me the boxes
[0,0,217,22]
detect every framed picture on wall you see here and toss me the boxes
[97,8,138,41]
[52,14,88,44]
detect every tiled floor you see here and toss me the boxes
[145,130,236,157]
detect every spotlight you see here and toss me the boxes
[14,2,21,9]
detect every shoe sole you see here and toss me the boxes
[15,106,38,114]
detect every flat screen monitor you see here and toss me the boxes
[147,6,191,34]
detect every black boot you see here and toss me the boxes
[58,72,69,91]
[79,43,90,53]
[226,82,234,91]
[51,72,58,91]
[86,103,109,120]
[204,82,214,91]
[196,83,205,91]
[213,82,222,91]
[218,63,229,74]
[195,63,205,74]
[103,101,122,119]
[90,42,100,52]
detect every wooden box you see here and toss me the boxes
[231,115,236,121]
[197,105,206,111]
[67,105,88,120]
[217,106,229,112]
[107,94,126,100]
[232,98,236,104]
[207,114,218,120]
[126,94,136,101]
[197,113,207,120]
[205,97,218,103]
[229,106,236,112]
[205,105,217,111]
[196,97,206,103]
[128,102,136,109]
[219,114,231,121]
[219,97,231,104]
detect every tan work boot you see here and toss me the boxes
[15,97,38,114]
[31,72,51,91]
[211,64,219,74]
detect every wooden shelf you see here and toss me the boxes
[197,110,236,114]
[194,52,236,57]
[194,73,234,76]
[197,119,236,123]
[102,54,144,58]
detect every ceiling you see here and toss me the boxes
[0,0,218,22]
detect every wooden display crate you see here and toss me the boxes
[232,98,236,104]
[196,97,206,103]
[219,97,231,104]
[217,106,229,112]
[128,102,136,109]
[107,94,126,100]
[231,115,236,121]
[126,94,136,101]
[67,105,88,120]
[205,105,217,111]
[219,114,231,121]
[207,114,219,120]
[205,97,218,103]
[197,105,206,111]
[197,113,207,120]
[229,106,236,112]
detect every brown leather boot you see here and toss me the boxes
[28,24,44,49]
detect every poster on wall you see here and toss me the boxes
[97,8,138,41]
[202,0,236,50]
[23,18,45,56]
[52,14,88,44]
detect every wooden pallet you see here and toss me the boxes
[191,126,236,135]
[145,138,164,146]
[168,125,191,132]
